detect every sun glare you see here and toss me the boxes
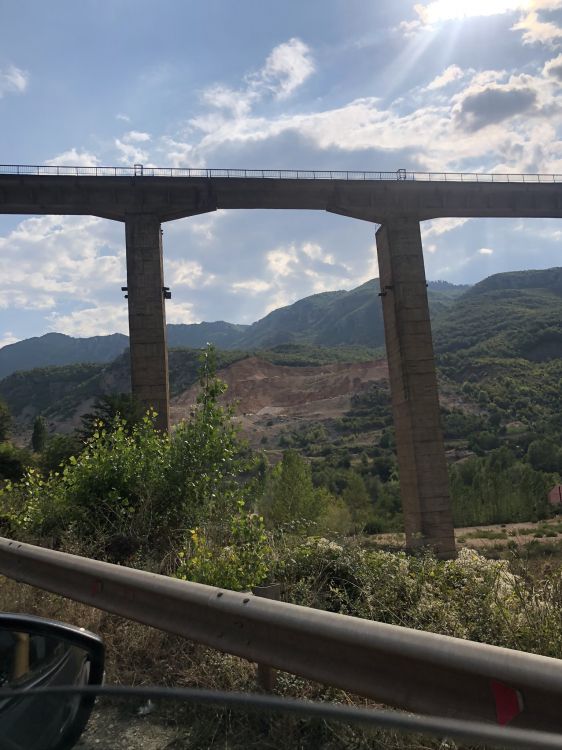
[418,0,530,24]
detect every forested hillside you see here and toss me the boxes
[1,267,561,532]
[0,278,467,377]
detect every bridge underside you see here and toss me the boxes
[2,174,562,222]
[3,173,560,559]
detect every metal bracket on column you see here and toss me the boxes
[162,286,171,300]
[121,286,128,299]
[378,285,394,297]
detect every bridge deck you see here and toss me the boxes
[1,166,562,222]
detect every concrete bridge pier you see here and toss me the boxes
[376,219,456,558]
[125,213,170,431]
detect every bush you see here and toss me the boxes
[450,454,555,526]
[176,504,271,591]
[40,433,83,473]
[0,346,257,560]
[31,416,47,453]
[260,450,328,535]
[0,442,32,481]
[0,400,11,442]
[275,541,562,656]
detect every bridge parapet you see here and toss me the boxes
[2,163,562,183]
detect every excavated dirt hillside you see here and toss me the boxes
[170,356,389,449]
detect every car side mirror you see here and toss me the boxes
[0,613,105,750]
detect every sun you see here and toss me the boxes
[417,0,530,24]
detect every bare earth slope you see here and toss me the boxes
[170,356,389,449]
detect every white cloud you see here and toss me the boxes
[0,215,124,314]
[0,292,55,311]
[202,84,255,118]
[0,64,28,98]
[258,37,315,99]
[184,58,562,174]
[167,259,213,288]
[543,52,562,78]
[415,0,530,25]
[301,242,323,260]
[513,6,562,45]
[0,332,18,349]
[165,301,196,324]
[44,148,99,166]
[422,218,470,239]
[425,65,465,90]
[479,247,494,254]
[303,268,349,294]
[49,305,129,337]
[232,279,272,294]
[351,243,379,286]
[116,113,130,122]
[114,138,150,165]
[160,136,202,168]
[229,239,361,316]
[300,242,337,265]
[186,213,222,242]
[407,1,562,48]
[124,130,151,142]
[199,37,314,124]
[267,245,299,276]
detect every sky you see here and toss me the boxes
[1,0,562,346]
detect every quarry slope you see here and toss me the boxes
[170,356,390,449]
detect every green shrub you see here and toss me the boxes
[0,346,256,560]
[275,541,562,656]
[0,442,32,481]
[0,400,11,442]
[40,433,83,473]
[260,450,329,535]
[176,503,271,591]
[31,416,47,453]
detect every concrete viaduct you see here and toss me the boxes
[2,164,562,559]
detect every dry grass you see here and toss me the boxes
[0,575,481,749]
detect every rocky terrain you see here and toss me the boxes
[171,356,389,451]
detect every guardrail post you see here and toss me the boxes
[252,583,281,691]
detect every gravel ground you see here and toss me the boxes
[76,703,189,750]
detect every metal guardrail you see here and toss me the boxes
[1,164,562,183]
[2,536,562,735]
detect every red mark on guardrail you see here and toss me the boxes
[491,680,523,725]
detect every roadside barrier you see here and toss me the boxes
[2,535,562,734]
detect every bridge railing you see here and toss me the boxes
[2,164,562,182]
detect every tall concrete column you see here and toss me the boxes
[125,213,170,432]
[376,219,456,558]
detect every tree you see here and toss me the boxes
[31,416,47,453]
[0,443,31,481]
[0,399,11,442]
[527,439,561,473]
[342,472,371,532]
[41,434,82,473]
[79,393,145,439]
[261,450,327,534]
[5,344,257,557]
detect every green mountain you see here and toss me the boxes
[433,268,562,361]
[0,279,467,378]
[167,321,248,349]
[230,280,466,349]
[1,266,561,462]
[0,332,128,381]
